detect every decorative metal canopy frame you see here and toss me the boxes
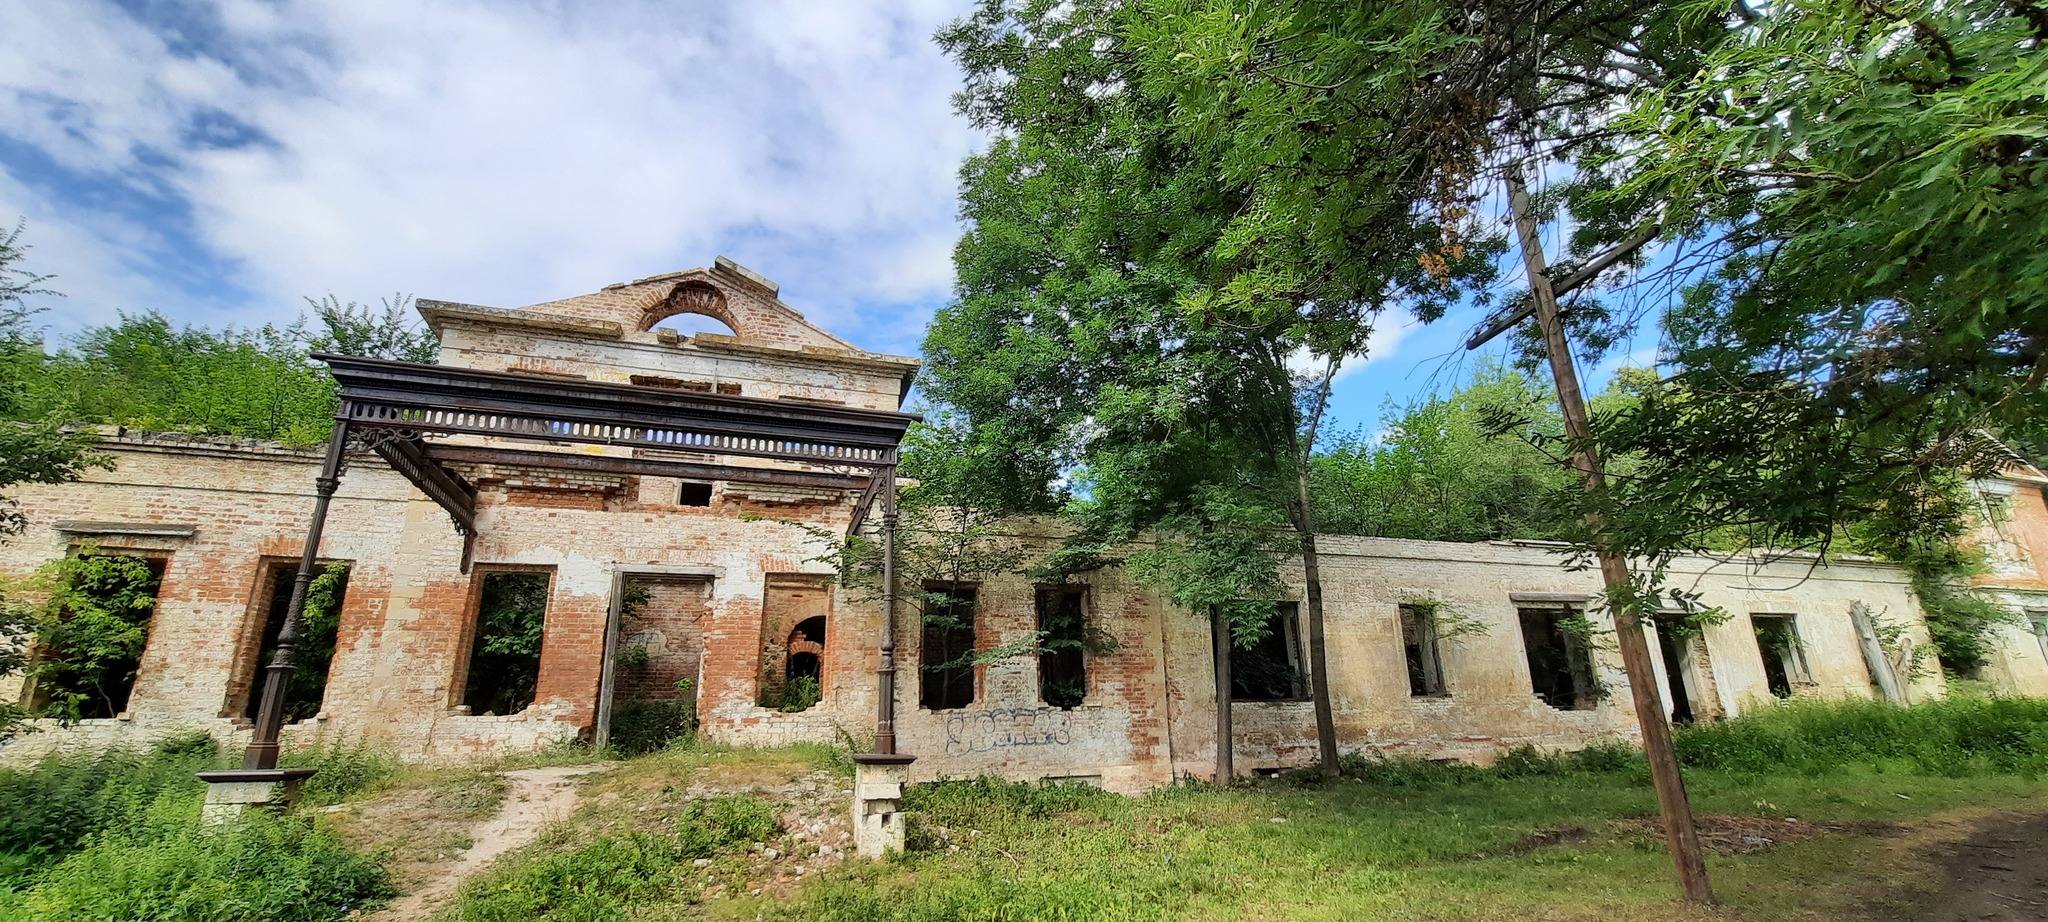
[240,354,918,770]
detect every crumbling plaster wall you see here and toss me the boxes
[1159,536,1941,779]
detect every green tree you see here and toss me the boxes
[934,0,1318,779]
[1314,364,1580,542]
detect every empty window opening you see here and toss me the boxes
[1037,586,1089,709]
[239,560,351,723]
[1518,604,1601,711]
[1230,601,1307,702]
[920,585,977,710]
[677,481,714,506]
[1653,613,1697,725]
[604,574,710,755]
[25,553,165,721]
[2031,611,2048,665]
[1399,603,1447,697]
[1752,614,1811,699]
[758,577,831,711]
[461,570,552,716]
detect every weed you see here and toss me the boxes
[283,744,399,806]
[443,793,781,921]
[1674,696,2048,776]
[0,794,390,922]
[0,733,220,882]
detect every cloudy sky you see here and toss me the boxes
[0,0,1650,436]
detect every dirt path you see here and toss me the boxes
[1914,810,2048,921]
[376,764,608,921]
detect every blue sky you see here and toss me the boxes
[0,0,1660,437]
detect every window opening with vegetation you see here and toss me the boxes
[677,481,713,507]
[25,553,165,721]
[1518,604,1601,711]
[1399,603,1446,697]
[461,570,551,716]
[2032,611,2048,665]
[1036,586,1089,708]
[920,585,977,710]
[1230,601,1306,702]
[241,560,350,723]
[1752,614,1812,699]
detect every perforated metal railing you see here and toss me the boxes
[342,399,892,466]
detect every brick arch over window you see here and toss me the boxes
[639,281,741,337]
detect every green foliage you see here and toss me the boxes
[450,833,684,922]
[463,572,550,716]
[24,552,162,722]
[280,745,399,808]
[0,796,392,922]
[1313,363,1580,541]
[1673,696,2048,776]
[449,794,779,921]
[775,676,821,714]
[608,698,696,757]
[0,733,220,883]
[303,294,438,364]
[0,294,434,448]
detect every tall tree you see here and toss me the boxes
[933,0,1313,780]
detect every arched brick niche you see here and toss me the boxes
[639,281,740,337]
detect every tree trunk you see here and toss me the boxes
[1293,496,1341,779]
[1506,167,1714,904]
[1294,354,1344,779]
[1211,603,1234,783]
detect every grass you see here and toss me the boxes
[738,696,2048,922]
[0,736,404,921]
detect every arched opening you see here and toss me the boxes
[641,281,739,338]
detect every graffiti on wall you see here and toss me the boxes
[943,707,1076,755]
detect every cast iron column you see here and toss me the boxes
[242,421,350,770]
[874,465,900,754]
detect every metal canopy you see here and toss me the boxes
[318,353,918,537]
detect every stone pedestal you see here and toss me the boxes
[850,753,916,858]
[196,768,318,826]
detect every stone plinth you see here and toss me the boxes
[850,753,916,858]
[196,768,318,825]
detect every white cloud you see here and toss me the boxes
[0,0,980,349]
[1285,313,1423,383]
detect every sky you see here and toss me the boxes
[0,0,1659,437]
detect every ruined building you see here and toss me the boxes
[3,260,2042,791]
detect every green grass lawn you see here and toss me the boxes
[414,697,2048,922]
[730,768,2048,922]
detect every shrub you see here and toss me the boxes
[1673,696,2048,775]
[0,796,391,922]
[282,744,398,807]
[608,699,696,757]
[0,733,219,882]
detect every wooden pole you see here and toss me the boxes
[243,422,349,770]
[1505,167,1715,903]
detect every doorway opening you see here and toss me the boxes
[599,572,710,754]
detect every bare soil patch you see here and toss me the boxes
[365,764,608,921]
[1614,813,1899,855]
[1913,810,2048,922]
